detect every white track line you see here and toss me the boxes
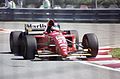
[96,55,112,58]
[76,61,120,72]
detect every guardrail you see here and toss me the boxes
[0,8,120,23]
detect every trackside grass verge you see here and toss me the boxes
[110,48,120,59]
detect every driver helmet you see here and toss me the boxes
[51,23,60,31]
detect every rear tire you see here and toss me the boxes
[23,35,37,60]
[18,32,26,56]
[82,33,98,58]
[10,31,22,55]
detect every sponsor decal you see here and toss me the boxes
[56,35,67,48]
[25,24,46,29]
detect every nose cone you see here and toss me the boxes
[62,51,68,58]
[60,47,68,58]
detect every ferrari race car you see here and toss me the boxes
[10,20,99,60]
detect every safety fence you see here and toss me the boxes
[0,8,120,23]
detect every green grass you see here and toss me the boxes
[110,48,120,58]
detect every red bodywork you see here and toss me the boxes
[35,31,77,57]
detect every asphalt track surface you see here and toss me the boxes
[1,22,120,79]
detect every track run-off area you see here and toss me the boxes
[1,22,120,79]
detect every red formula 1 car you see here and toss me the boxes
[10,20,99,60]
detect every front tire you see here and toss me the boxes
[23,35,37,60]
[82,33,99,58]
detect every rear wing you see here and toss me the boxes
[25,23,47,35]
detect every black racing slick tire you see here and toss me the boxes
[18,32,26,56]
[23,35,37,60]
[10,31,22,55]
[70,30,79,50]
[82,33,99,58]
